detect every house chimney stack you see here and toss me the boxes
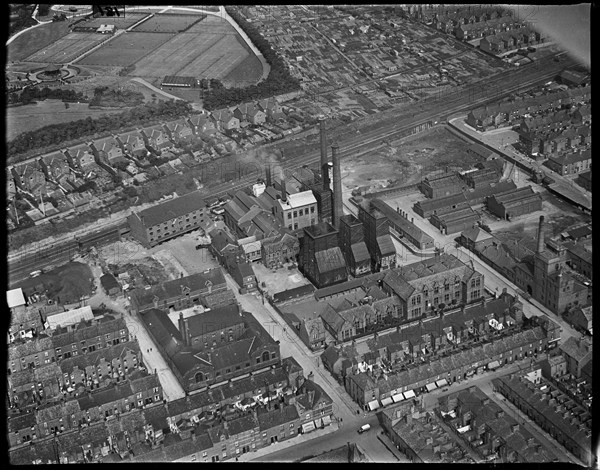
[536,215,545,254]
[319,116,330,189]
[332,143,343,228]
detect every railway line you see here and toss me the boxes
[7,53,577,286]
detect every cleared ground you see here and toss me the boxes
[252,262,312,295]
[15,261,94,304]
[342,126,476,194]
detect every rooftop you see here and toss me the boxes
[131,191,205,227]
[7,288,26,308]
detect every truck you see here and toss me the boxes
[357,424,371,434]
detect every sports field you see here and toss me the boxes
[130,16,253,82]
[77,32,174,67]
[25,32,106,64]
[132,12,205,32]
[75,12,147,29]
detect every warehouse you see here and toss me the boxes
[370,199,434,250]
[430,206,479,235]
[486,185,542,220]
[420,173,465,199]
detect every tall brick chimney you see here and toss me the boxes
[319,116,330,189]
[536,215,545,254]
[331,143,343,228]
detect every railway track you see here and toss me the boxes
[7,55,576,284]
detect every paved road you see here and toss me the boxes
[220,271,402,462]
[85,261,186,402]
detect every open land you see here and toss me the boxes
[25,31,107,64]
[74,12,147,30]
[76,32,174,67]
[341,126,476,194]
[6,100,125,141]
[15,261,94,304]
[7,21,71,62]
[132,13,205,33]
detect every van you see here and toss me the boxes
[357,424,371,434]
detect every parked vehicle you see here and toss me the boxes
[358,424,371,434]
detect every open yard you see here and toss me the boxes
[25,31,106,64]
[252,263,312,296]
[16,262,95,304]
[342,126,476,194]
[77,32,174,67]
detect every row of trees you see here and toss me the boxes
[8,86,88,105]
[89,86,145,107]
[7,99,193,161]
[201,7,301,110]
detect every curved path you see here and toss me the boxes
[130,77,184,101]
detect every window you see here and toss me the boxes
[444,293,450,302]
[298,209,303,216]
[444,282,450,291]
[293,211,297,218]
[434,286,439,294]
[202,452,208,458]
[311,206,315,214]
[287,213,291,220]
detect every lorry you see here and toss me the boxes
[357,424,371,434]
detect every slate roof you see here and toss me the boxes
[315,247,347,273]
[131,191,205,227]
[185,303,242,337]
[257,404,299,431]
[376,234,396,256]
[350,242,371,263]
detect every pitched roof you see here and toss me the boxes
[257,404,299,431]
[315,247,347,273]
[131,191,205,227]
[185,303,242,337]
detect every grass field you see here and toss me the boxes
[132,13,205,32]
[221,52,263,87]
[25,32,105,64]
[6,100,126,141]
[16,262,94,304]
[77,32,174,67]
[7,21,71,62]
[75,12,147,29]
[129,15,254,83]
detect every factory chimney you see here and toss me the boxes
[536,215,545,254]
[280,167,287,203]
[319,116,330,189]
[265,163,272,187]
[332,143,343,228]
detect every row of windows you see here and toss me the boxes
[286,206,315,219]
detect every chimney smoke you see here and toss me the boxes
[537,216,545,254]
[332,143,343,228]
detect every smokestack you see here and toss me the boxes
[280,168,287,203]
[536,216,545,254]
[332,143,343,228]
[265,163,272,187]
[319,116,330,189]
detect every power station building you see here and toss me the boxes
[357,200,396,272]
[337,214,371,277]
[299,222,348,288]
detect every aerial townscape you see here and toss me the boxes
[5,3,593,465]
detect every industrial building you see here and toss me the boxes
[338,214,372,277]
[420,172,465,199]
[429,205,479,235]
[513,216,590,314]
[127,191,207,248]
[357,200,396,272]
[369,198,435,250]
[486,185,543,220]
[299,222,348,288]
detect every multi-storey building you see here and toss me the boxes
[357,200,396,272]
[128,191,207,247]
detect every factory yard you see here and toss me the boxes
[252,262,312,295]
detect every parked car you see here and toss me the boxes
[358,424,371,434]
